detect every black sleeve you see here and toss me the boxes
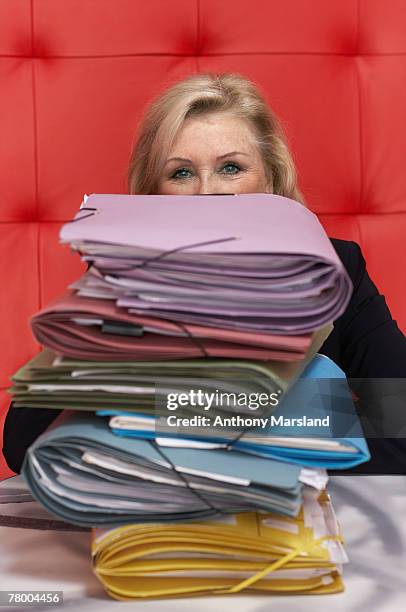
[333,240,406,378]
[2,405,62,474]
[1,262,95,474]
[324,240,406,475]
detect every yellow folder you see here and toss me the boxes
[91,491,346,600]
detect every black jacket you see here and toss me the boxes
[3,238,406,474]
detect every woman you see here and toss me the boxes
[3,73,406,474]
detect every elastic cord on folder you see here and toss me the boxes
[136,236,241,269]
[91,236,241,358]
[89,235,241,272]
[171,320,209,358]
[150,440,225,518]
[225,426,251,451]
[217,547,302,594]
[66,207,100,223]
[222,401,278,453]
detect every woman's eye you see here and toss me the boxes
[221,163,241,175]
[171,167,193,180]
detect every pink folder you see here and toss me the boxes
[31,290,312,361]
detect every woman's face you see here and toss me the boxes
[157,112,270,195]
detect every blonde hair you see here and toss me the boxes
[128,73,305,203]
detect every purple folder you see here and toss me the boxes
[60,194,352,333]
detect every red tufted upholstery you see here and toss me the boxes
[1,0,405,477]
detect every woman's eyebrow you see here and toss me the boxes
[166,157,192,164]
[217,151,250,159]
[166,151,250,165]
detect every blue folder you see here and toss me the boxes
[21,413,309,526]
[97,354,370,470]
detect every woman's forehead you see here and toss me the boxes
[168,113,259,158]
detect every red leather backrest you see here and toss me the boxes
[1,0,405,476]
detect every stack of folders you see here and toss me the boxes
[9,193,369,599]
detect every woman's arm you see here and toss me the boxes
[1,265,95,474]
[321,239,406,474]
[2,405,62,474]
[329,239,406,378]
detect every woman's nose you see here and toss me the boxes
[196,175,213,195]
[197,175,228,195]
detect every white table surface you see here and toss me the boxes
[0,475,405,612]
